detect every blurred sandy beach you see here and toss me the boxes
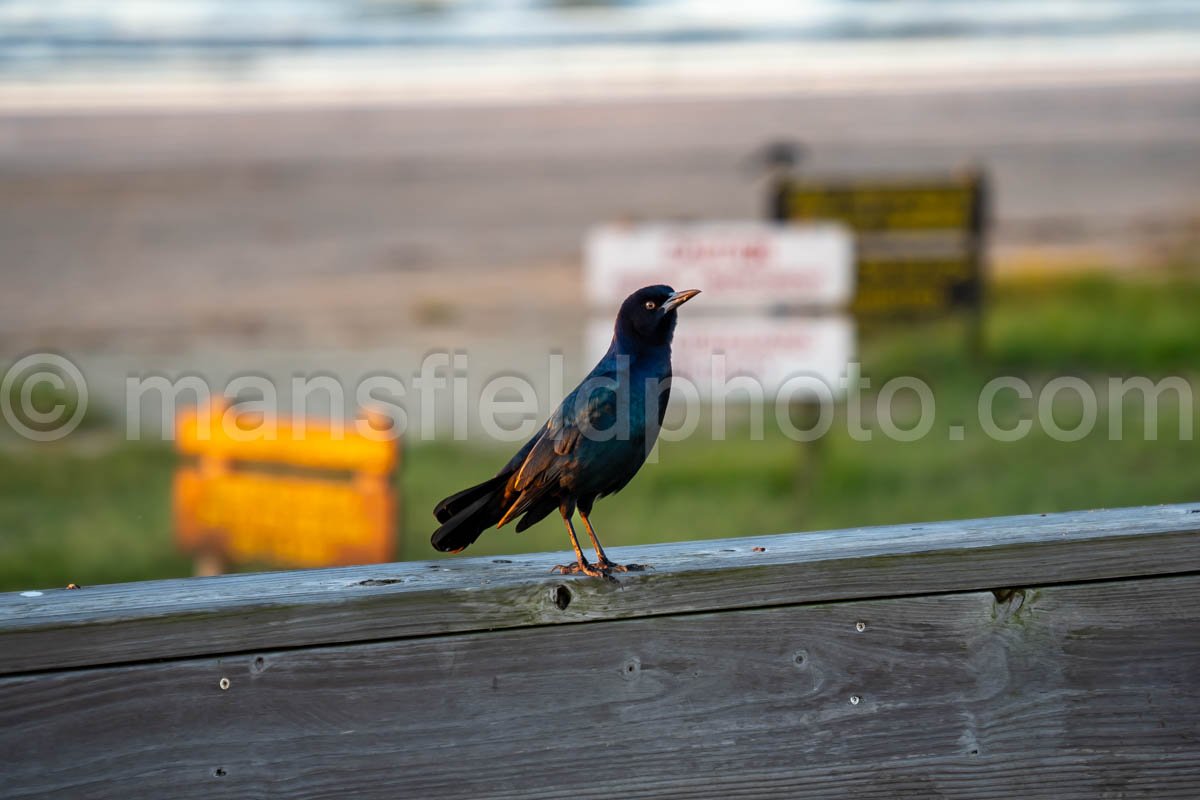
[3,69,1198,354]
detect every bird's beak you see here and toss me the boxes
[663,288,701,312]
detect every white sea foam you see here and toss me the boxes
[1,1,1198,109]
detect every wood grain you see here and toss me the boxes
[2,504,1199,675]
[2,574,1198,799]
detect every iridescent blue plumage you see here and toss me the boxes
[431,285,700,576]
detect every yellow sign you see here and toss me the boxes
[853,254,977,314]
[774,172,987,316]
[784,182,977,232]
[173,401,398,570]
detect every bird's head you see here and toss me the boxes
[614,285,701,349]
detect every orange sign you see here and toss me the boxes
[173,401,398,570]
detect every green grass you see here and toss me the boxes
[2,273,1198,590]
[0,444,190,590]
[989,274,1200,373]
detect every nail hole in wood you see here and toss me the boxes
[552,585,571,611]
[214,768,227,777]
[253,657,265,672]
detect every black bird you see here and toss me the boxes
[431,285,700,576]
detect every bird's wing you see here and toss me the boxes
[516,376,622,487]
[495,379,619,527]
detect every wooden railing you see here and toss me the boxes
[2,504,1199,799]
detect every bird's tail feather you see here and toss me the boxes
[515,496,559,532]
[433,472,509,524]
[430,472,511,553]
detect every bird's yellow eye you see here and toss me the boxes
[644,301,657,310]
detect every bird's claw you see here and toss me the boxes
[550,561,608,578]
[551,557,651,578]
[595,559,649,573]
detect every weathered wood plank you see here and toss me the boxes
[2,573,1198,800]
[2,504,1198,675]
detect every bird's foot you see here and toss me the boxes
[595,558,649,574]
[551,560,608,578]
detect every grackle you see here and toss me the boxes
[431,285,700,576]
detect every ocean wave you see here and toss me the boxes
[2,0,1199,82]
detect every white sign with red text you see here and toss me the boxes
[586,315,855,399]
[585,222,853,309]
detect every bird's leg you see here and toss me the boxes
[579,511,647,573]
[551,512,607,578]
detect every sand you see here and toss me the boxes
[1,70,1198,362]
